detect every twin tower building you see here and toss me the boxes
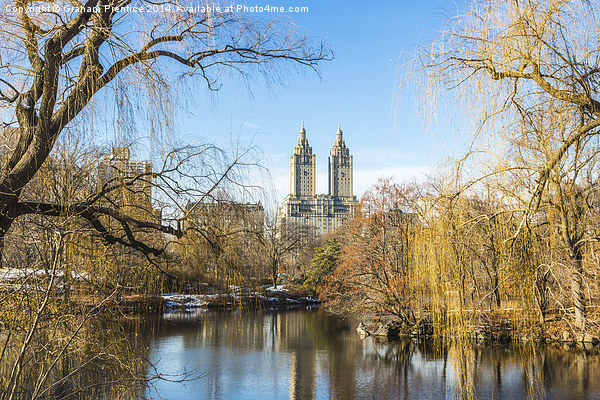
[279,123,358,236]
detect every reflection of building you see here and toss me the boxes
[279,123,358,236]
[289,348,316,400]
[275,311,317,400]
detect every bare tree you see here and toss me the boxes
[259,211,313,289]
[0,0,330,258]
[319,178,420,323]
[176,195,267,288]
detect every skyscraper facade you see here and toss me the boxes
[279,124,358,236]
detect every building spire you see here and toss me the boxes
[334,123,345,147]
[296,122,310,149]
[299,121,306,140]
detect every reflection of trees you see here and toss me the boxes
[146,310,600,400]
[527,345,600,399]
[448,342,600,400]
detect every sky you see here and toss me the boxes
[175,0,468,203]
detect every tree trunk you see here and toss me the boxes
[535,266,550,325]
[571,248,586,330]
[0,192,20,263]
[493,273,501,309]
[272,260,277,289]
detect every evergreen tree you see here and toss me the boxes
[303,239,340,295]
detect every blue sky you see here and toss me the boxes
[177,0,467,202]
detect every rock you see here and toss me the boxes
[571,333,599,345]
[356,322,370,338]
[372,321,400,338]
[582,333,598,345]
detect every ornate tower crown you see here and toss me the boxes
[295,121,311,152]
[290,122,316,197]
[329,123,353,197]
[334,123,345,147]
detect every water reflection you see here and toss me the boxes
[144,309,600,400]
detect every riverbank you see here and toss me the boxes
[355,308,600,348]
[70,279,600,350]
[161,285,320,312]
[18,283,320,315]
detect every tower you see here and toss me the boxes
[290,122,316,197]
[280,122,357,237]
[328,124,353,198]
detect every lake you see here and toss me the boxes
[143,307,600,400]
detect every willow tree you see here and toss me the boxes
[0,0,329,257]
[419,0,600,330]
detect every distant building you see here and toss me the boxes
[98,147,152,201]
[183,200,265,234]
[279,123,358,236]
[98,147,160,222]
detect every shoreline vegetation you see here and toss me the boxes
[114,293,600,353]
[131,289,600,349]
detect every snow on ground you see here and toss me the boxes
[162,294,210,309]
[0,268,90,282]
[265,286,288,292]
[161,288,320,312]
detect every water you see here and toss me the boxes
[143,308,600,400]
